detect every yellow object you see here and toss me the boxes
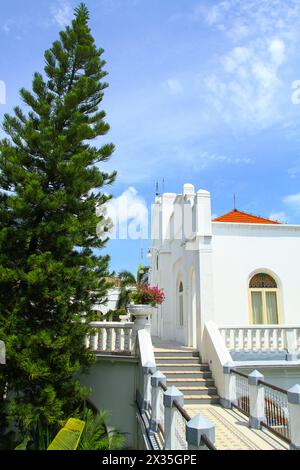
[47,418,85,450]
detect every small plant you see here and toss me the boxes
[129,284,165,307]
[78,409,124,450]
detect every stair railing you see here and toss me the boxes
[222,364,300,449]
[146,366,216,450]
[135,328,216,450]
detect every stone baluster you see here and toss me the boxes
[97,328,104,351]
[106,327,113,351]
[115,327,121,352]
[124,327,131,352]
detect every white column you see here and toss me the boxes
[150,371,166,433]
[164,386,184,450]
[221,361,236,409]
[248,370,265,429]
[286,329,298,361]
[287,384,300,450]
[132,312,151,352]
[195,189,213,344]
[142,361,156,412]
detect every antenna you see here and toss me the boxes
[155,181,159,196]
[233,193,237,211]
[162,178,165,194]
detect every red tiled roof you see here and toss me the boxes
[213,209,281,224]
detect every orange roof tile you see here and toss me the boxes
[213,209,281,224]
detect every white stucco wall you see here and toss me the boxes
[212,223,300,325]
[150,183,300,347]
[93,287,120,316]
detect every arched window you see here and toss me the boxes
[178,282,184,326]
[249,273,280,324]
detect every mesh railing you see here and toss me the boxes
[258,380,290,443]
[173,400,189,450]
[158,381,167,436]
[232,370,250,416]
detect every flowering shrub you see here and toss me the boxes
[129,284,165,307]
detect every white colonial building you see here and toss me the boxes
[149,183,300,355]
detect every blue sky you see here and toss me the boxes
[1,0,300,274]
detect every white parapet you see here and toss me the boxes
[202,321,234,402]
[218,325,300,356]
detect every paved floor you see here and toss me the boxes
[152,336,289,450]
[186,404,289,450]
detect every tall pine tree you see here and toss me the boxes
[0,3,115,440]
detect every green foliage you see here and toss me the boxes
[15,439,30,450]
[137,264,150,284]
[0,3,115,441]
[116,270,136,310]
[47,418,85,450]
[78,408,124,450]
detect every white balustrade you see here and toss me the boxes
[219,325,300,355]
[87,322,134,354]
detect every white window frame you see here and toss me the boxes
[248,274,282,325]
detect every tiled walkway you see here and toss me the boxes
[186,404,289,450]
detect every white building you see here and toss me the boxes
[150,183,300,355]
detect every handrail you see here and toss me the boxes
[231,369,249,380]
[158,381,167,392]
[219,324,300,329]
[173,399,191,422]
[201,434,217,450]
[90,321,134,328]
[257,379,288,395]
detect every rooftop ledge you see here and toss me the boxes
[234,360,300,368]
[212,221,300,229]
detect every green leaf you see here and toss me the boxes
[47,419,85,450]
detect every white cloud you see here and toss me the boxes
[203,0,300,43]
[269,39,285,66]
[104,187,149,239]
[203,37,286,129]
[2,23,10,33]
[51,2,73,28]
[198,0,300,130]
[166,79,183,95]
[283,193,300,206]
[269,212,289,223]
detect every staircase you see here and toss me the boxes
[154,345,219,405]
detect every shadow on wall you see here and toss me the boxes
[80,357,139,449]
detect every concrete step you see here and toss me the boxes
[177,386,217,396]
[167,377,215,387]
[155,356,200,364]
[184,395,219,405]
[154,350,199,358]
[162,370,212,379]
[157,363,210,371]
